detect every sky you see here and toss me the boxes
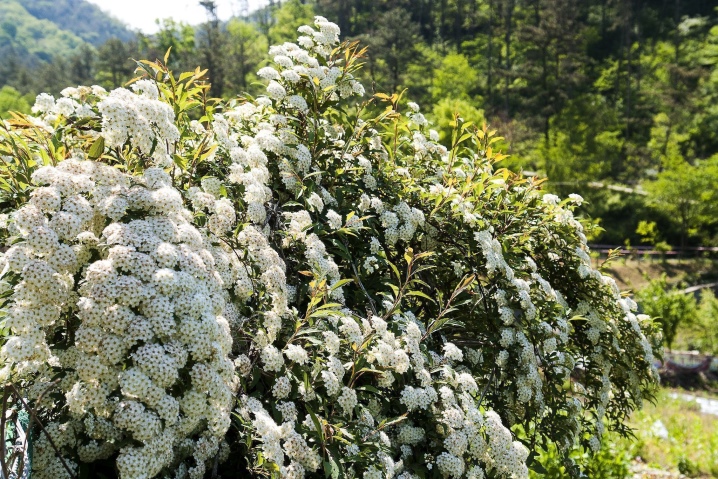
[86,0,268,34]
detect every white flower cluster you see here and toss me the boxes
[474,230,512,279]
[398,359,530,479]
[30,86,107,130]
[239,396,322,477]
[380,201,425,246]
[258,16,363,108]
[0,159,239,478]
[98,80,180,167]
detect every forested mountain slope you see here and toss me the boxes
[19,0,133,45]
[0,0,87,66]
[0,0,132,68]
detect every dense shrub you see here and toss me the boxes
[636,275,696,350]
[529,433,632,479]
[0,17,660,479]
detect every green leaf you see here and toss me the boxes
[386,283,400,297]
[457,132,473,144]
[388,261,401,283]
[323,459,337,479]
[406,290,436,303]
[316,302,343,310]
[330,279,354,290]
[326,449,342,479]
[88,136,105,159]
[310,309,344,318]
[306,405,325,442]
[173,154,187,170]
[404,249,414,265]
[527,454,548,474]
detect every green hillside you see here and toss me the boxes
[19,0,133,45]
[0,0,87,66]
[0,0,133,71]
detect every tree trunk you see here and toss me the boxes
[504,0,514,117]
[623,0,633,141]
[488,0,494,107]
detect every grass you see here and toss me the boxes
[598,257,718,292]
[532,389,718,478]
[624,390,718,477]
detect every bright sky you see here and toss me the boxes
[86,0,268,34]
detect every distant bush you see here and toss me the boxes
[0,85,31,119]
[530,433,632,479]
[671,288,718,354]
[637,275,696,350]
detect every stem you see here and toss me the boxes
[16,379,61,478]
[0,386,11,479]
[211,451,220,478]
[341,237,377,317]
[478,366,497,408]
[361,413,408,442]
[9,384,76,479]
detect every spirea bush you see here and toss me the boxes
[0,16,661,479]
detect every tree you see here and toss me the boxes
[267,0,314,45]
[637,276,697,350]
[643,157,718,249]
[431,53,478,101]
[152,19,197,72]
[198,0,227,97]
[675,289,718,354]
[0,86,30,118]
[694,290,718,354]
[96,38,135,88]
[68,43,97,86]
[364,7,422,92]
[224,19,268,94]
[430,97,485,143]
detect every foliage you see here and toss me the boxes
[150,19,197,71]
[537,389,718,479]
[529,434,632,479]
[0,0,87,67]
[635,221,659,247]
[361,7,423,93]
[17,0,133,45]
[673,289,718,355]
[636,276,696,350]
[623,391,718,478]
[0,16,660,479]
[694,290,718,355]
[644,155,718,248]
[431,54,478,102]
[430,98,485,144]
[0,86,31,119]
[267,0,315,46]
[224,19,269,93]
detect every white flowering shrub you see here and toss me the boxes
[0,16,660,479]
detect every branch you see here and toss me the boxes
[478,366,497,408]
[16,379,61,478]
[0,386,11,479]
[8,383,76,479]
[348,254,377,317]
